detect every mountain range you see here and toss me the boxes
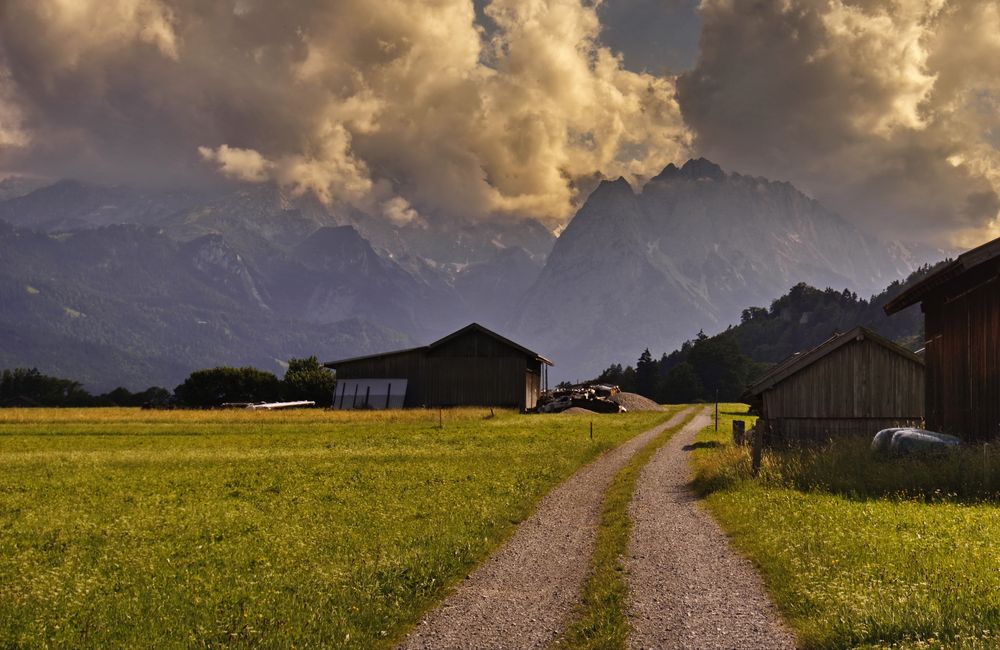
[0,159,943,390]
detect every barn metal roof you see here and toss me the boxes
[744,326,924,397]
[323,322,554,368]
[884,236,1000,314]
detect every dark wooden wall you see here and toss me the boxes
[923,264,1000,440]
[335,329,539,409]
[762,338,924,441]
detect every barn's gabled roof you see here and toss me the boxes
[323,322,554,368]
[427,323,554,365]
[745,326,923,397]
[884,236,1000,314]
[322,345,426,368]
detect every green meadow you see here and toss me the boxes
[0,407,670,648]
[692,406,1000,649]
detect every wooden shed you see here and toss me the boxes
[884,237,1000,441]
[744,326,924,443]
[324,323,553,411]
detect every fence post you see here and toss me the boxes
[751,425,763,477]
[985,443,991,495]
[732,420,745,446]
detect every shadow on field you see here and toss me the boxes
[694,436,1000,505]
[683,441,721,452]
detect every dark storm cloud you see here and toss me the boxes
[598,0,700,73]
[677,0,1000,246]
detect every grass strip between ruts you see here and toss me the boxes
[553,405,700,650]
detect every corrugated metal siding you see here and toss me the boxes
[924,268,1000,440]
[761,338,924,441]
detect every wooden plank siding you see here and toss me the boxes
[331,326,545,410]
[756,334,924,443]
[921,266,1000,440]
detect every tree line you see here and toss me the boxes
[593,332,768,404]
[590,268,937,404]
[0,357,336,408]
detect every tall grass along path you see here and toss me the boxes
[399,407,695,650]
[626,408,796,649]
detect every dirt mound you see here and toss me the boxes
[561,407,596,414]
[611,392,665,412]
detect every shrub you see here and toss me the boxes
[281,356,336,406]
[174,366,280,407]
[0,367,94,406]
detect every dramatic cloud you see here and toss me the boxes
[2,0,997,245]
[678,0,1000,246]
[0,0,691,225]
[0,66,27,150]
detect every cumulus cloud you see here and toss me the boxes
[2,0,996,246]
[0,66,27,150]
[678,0,1000,246]
[382,196,422,227]
[0,0,691,225]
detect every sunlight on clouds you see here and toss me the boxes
[680,0,1000,246]
[0,0,996,245]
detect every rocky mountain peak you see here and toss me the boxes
[592,176,634,197]
[651,158,727,184]
[511,160,934,381]
[680,157,726,181]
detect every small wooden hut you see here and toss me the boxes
[324,323,553,411]
[744,326,924,443]
[884,237,1000,441]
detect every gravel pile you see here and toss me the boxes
[626,408,796,649]
[560,407,596,414]
[400,408,695,650]
[611,392,665,411]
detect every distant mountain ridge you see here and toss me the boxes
[0,160,945,390]
[509,158,942,380]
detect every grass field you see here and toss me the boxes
[691,406,1000,649]
[0,407,671,648]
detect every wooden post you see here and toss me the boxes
[751,425,763,477]
[732,420,745,446]
[715,390,719,432]
[439,408,443,429]
[985,443,991,494]
[590,420,593,441]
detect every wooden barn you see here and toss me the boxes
[744,326,925,443]
[884,237,1000,441]
[324,323,553,411]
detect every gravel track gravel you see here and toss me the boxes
[626,408,796,649]
[611,392,665,411]
[399,407,695,650]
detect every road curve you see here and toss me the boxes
[626,409,796,649]
[399,407,695,650]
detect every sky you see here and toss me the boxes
[0,0,997,247]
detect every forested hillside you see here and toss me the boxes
[592,263,938,403]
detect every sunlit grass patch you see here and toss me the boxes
[690,405,1000,649]
[0,407,670,648]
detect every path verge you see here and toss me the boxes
[399,407,694,650]
[626,410,796,649]
[553,407,701,649]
